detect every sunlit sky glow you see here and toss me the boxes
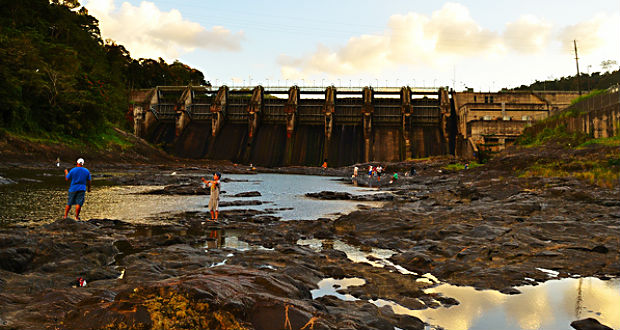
[83,0,620,91]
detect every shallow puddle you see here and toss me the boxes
[297,238,415,275]
[311,277,366,301]
[203,229,272,251]
[300,238,619,330]
[373,277,620,330]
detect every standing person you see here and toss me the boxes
[390,172,398,184]
[377,165,383,182]
[63,158,91,220]
[409,165,417,176]
[201,172,221,221]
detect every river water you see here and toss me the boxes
[301,238,620,330]
[2,167,618,330]
[0,168,380,225]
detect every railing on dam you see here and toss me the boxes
[144,85,444,125]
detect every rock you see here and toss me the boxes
[536,251,561,257]
[18,177,43,183]
[306,191,352,200]
[399,297,426,310]
[0,176,16,185]
[219,200,263,207]
[499,287,521,295]
[389,252,433,273]
[435,296,459,306]
[232,191,262,197]
[590,245,608,254]
[570,318,613,330]
[306,191,396,201]
[0,247,34,273]
[142,184,208,195]
[396,314,425,330]
[466,225,509,240]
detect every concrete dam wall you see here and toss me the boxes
[132,85,453,166]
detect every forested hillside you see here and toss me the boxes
[511,69,619,92]
[0,0,207,141]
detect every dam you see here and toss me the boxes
[132,85,452,166]
[131,85,579,166]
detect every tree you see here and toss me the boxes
[0,0,208,136]
[601,60,618,72]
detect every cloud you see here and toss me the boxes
[280,2,616,78]
[279,3,503,78]
[557,14,610,55]
[504,15,552,53]
[84,0,244,60]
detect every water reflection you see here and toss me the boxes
[0,169,382,224]
[371,277,620,330]
[311,277,366,301]
[297,238,415,275]
[205,229,223,249]
[202,229,272,251]
[299,239,619,330]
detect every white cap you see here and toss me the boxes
[77,158,85,165]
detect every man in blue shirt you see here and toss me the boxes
[63,158,91,220]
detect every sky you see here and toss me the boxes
[83,0,620,91]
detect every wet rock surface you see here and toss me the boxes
[0,176,16,185]
[0,215,427,330]
[1,147,619,329]
[305,191,399,201]
[571,318,614,330]
[233,191,262,197]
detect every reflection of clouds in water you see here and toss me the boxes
[504,285,553,330]
[560,278,620,329]
[370,284,508,330]
[376,278,619,330]
[420,285,506,330]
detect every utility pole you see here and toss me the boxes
[574,40,582,95]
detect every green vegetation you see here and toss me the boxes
[0,0,207,145]
[519,154,620,188]
[444,161,483,171]
[516,128,620,188]
[578,135,620,148]
[569,89,607,105]
[516,125,590,147]
[510,69,619,91]
[1,126,133,150]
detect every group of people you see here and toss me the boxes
[351,164,397,187]
[350,164,419,188]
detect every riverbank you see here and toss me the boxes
[0,139,618,329]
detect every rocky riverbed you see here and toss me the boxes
[0,145,619,330]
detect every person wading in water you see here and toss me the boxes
[201,172,221,221]
[63,158,91,220]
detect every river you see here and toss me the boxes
[0,168,381,225]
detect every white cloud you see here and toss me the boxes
[84,0,244,60]
[557,14,611,55]
[279,2,617,78]
[279,3,504,78]
[504,15,552,53]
